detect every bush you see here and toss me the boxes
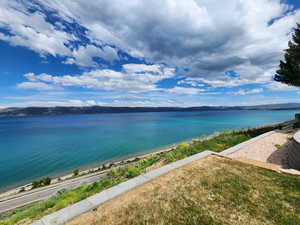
[125,167,140,178]
[108,167,118,177]
[31,177,52,189]
[42,177,51,186]
[32,181,40,189]
[57,189,67,196]
[73,169,79,177]
[19,187,25,193]
[177,142,190,150]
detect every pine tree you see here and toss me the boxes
[274,23,300,86]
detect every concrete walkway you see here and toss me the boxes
[229,129,300,176]
[229,129,294,168]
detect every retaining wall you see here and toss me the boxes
[289,131,300,170]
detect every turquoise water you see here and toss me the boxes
[0,110,298,191]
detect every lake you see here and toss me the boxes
[0,110,298,191]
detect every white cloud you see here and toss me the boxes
[0,99,100,108]
[1,0,300,85]
[36,0,300,85]
[18,64,176,92]
[266,81,300,91]
[65,45,119,67]
[167,86,202,95]
[0,1,120,67]
[123,64,162,74]
[177,79,205,87]
[231,88,263,96]
[0,1,74,57]
[0,98,195,108]
[17,82,60,91]
[184,77,251,88]
[2,0,300,108]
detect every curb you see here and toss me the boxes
[32,151,214,225]
[31,130,276,225]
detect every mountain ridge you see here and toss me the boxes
[1,103,300,116]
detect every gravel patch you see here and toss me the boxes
[229,129,297,168]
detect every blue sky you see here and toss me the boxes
[0,0,300,108]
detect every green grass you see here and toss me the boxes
[0,123,286,225]
[0,179,122,225]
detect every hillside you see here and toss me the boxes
[67,155,300,225]
[0,122,294,225]
[1,103,300,116]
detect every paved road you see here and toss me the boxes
[0,172,107,213]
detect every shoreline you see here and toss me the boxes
[0,119,294,200]
[0,142,180,199]
[0,143,179,201]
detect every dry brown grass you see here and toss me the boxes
[234,157,282,171]
[145,160,165,172]
[67,155,300,225]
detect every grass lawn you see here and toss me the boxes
[68,155,300,225]
[0,123,290,225]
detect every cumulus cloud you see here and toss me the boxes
[1,0,300,84]
[179,76,251,88]
[18,64,176,92]
[123,64,163,74]
[265,81,300,91]
[231,88,263,96]
[65,45,119,67]
[17,82,60,91]
[0,1,120,67]
[177,79,205,87]
[167,87,202,95]
[0,99,100,108]
[0,0,74,57]
[2,0,300,107]
[36,0,300,84]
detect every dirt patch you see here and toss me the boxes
[229,129,296,168]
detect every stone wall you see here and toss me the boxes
[289,131,300,170]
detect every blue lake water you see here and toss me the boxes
[0,110,298,191]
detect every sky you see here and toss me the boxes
[0,0,300,108]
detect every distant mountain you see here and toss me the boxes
[1,103,300,116]
[236,103,300,110]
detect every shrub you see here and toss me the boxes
[177,142,190,150]
[125,167,140,178]
[73,169,79,177]
[31,177,52,189]
[57,189,67,195]
[32,181,40,189]
[137,155,161,170]
[42,177,51,186]
[274,144,281,149]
